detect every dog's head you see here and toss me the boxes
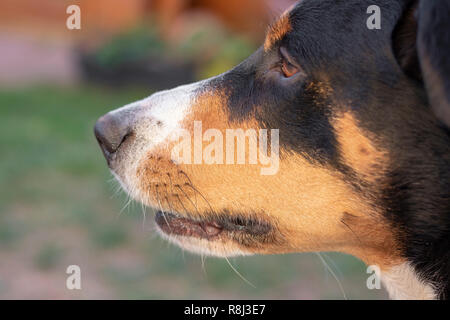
[95,0,449,288]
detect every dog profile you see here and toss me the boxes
[94,0,450,299]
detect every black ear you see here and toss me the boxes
[393,0,421,82]
[393,0,450,127]
[417,0,450,128]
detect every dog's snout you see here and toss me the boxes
[94,83,200,167]
[94,113,132,160]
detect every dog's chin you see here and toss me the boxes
[154,211,273,257]
[109,167,275,257]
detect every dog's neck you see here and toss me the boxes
[382,263,437,300]
[381,116,450,300]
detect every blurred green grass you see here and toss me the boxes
[0,86,388,299]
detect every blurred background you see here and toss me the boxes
[0,0,388,299]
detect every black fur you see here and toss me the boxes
[417,0,450,128]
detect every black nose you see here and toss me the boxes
[94,113,132,161]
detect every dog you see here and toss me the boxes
[94,0,449,300]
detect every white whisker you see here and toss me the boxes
[225,257,256,288]
[315,252,347,300]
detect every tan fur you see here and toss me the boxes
[264,13,292,51]
[134,89,401,268]
[334,112,389,182]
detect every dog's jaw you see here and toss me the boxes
[155,226,252,258]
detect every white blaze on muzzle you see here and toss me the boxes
[109,80,206,153]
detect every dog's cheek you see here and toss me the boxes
[333,112,389,182]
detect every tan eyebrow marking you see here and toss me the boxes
[264,12,292,51]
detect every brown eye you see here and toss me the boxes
[279,47,300,78]
[281,59,299,78]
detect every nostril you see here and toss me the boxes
[94,113,132,158]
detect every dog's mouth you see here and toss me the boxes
[155,211,273,242]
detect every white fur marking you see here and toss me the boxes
[382,263,437,300]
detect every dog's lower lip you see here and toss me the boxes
[155,211,224,238]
